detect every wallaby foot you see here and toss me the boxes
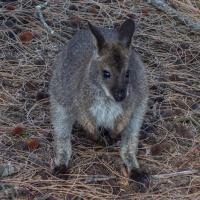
[52,150,70,179]
[129,168,150,192]
[52,144,71,178]
[53,164,69,179]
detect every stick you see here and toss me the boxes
[83,175,116,183]
[35,2,68,43]
[159,83,200,99]
[147,0,200,30]
[152,169,198,179]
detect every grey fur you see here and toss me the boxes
[50,97,73,167]
[49,20,148,175]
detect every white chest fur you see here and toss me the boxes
[90,97,123,129]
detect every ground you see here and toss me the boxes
[0,0,200,199]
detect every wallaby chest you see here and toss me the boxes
[89,97,123,130]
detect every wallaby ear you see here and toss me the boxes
[118,19,135,48]
[88,22,105,53]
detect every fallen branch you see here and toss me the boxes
[168,0,200,14]
[35,2,68,43]
[147,0,200,30]
[159,82,200,99]
[84,170,198,182]
[152,169,199,179]
[83,175,116,184]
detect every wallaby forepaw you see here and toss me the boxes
[52,164,69,179]
[129,168,150,192]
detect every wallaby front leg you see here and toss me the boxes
[121,129,140,172]
[51,100,73,175]
[120,102,149,190]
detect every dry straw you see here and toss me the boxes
[0,0,200,199]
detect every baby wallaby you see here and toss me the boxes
[49,19,149,186]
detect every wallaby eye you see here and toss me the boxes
[126,70,130,78]
[103,70,111,79]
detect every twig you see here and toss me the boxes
[147,0,200,30]
[152,169,199,179]
[169,0,200,14]
[35,2,68,43]
[83,175,116,184]
[159,83,200,99]
[175,116,200,128]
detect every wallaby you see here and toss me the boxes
[49,19,149,186]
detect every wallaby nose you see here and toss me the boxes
[114,89,126,102]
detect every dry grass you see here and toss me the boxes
[0,0,200,199]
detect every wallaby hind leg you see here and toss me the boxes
[50,98,73,176]
[120,101,149,191]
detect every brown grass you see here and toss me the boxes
[0,0,200,199]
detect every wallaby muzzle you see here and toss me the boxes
[112,88,127,102]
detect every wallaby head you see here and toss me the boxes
[88,19,135,102]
